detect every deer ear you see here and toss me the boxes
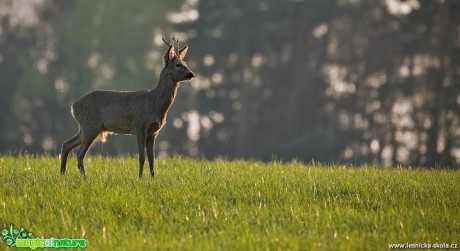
[168,45,176,60]
[178,46,188,60]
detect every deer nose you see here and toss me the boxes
[186,72,195,79]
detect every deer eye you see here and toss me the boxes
[175,64,182,68]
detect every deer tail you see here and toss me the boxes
[99,131,109,143]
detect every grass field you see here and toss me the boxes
[0,155,459,250]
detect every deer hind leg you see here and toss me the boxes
[76,130,99,179]
[146,134,156,178]
[60,129,83,175]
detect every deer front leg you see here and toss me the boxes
[137,132,147,179]
[146,134,156,178]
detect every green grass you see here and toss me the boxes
[0,155,459,250]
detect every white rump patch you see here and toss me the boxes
[70,105,75,118]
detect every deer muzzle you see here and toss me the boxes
[186,72,195,79]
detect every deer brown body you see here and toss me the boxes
[60,37,194,179]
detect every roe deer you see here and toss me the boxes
[60,36,194,179]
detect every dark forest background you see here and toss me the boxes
[0,0,459,167]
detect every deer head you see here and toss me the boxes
[162,36,194,83]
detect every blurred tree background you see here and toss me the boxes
[0,0,458,167]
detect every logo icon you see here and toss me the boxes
[1,225,33,247]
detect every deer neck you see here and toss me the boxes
[151,70,179,117]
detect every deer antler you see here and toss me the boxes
[162,35,180,54]
[161,35,170,46]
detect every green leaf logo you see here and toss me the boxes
[1,224,33,247]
